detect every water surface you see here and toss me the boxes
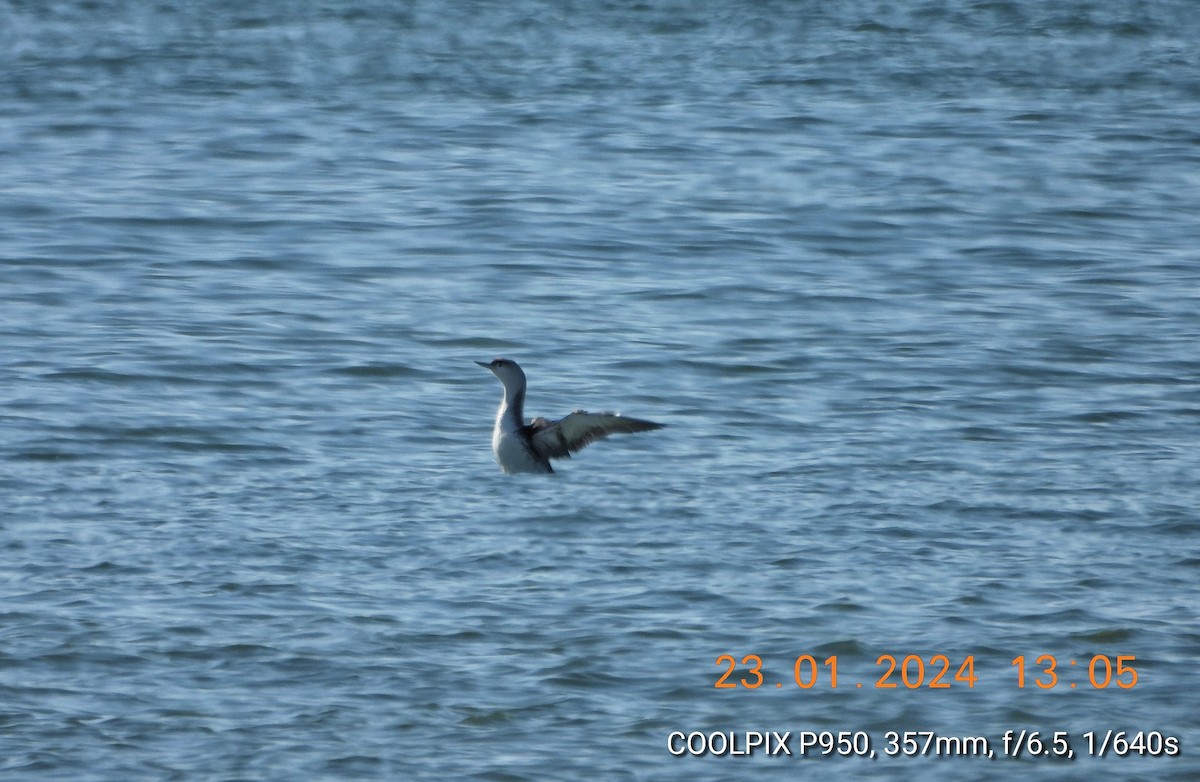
[3,1,1199,779]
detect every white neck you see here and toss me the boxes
[495,383,526,434]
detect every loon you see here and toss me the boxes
[476,358,665,474]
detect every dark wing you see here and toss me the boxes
[528,411,664,460]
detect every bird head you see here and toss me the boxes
[475,357,527,391]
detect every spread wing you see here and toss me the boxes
[527,411,664,460]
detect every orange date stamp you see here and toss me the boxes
[714,653,1141,690]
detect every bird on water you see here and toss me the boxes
[476,358,664,474]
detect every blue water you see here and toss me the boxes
[3,1,1199,779]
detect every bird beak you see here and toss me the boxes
[474,360,491,368]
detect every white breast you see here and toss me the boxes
[493,429,551,474]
